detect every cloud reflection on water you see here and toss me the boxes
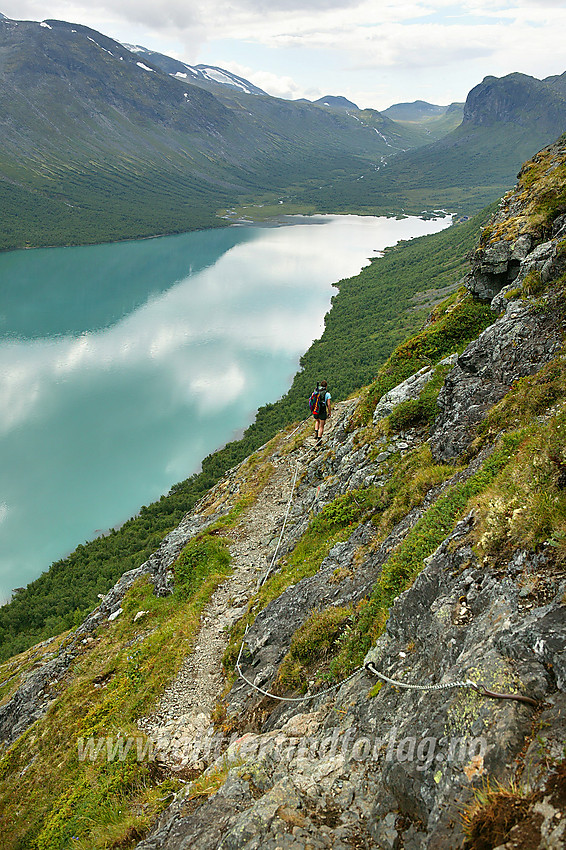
[0,214,451,599]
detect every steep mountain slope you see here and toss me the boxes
[123,44,268,96]
[0,15,418,250]
[545,70,566,99]
[1,138,566,849]
[300,72,566,216]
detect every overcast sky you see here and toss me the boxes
[3,0,566,110]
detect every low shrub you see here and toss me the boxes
[277,606,353,692]
[174,537,231,599]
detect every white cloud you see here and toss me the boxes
[219,61,309,99]
[189,363,246,412]
[0,346,47,434]
[4,0,566,107]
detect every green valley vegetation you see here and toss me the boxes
[2,135,566,850]
[0,18,423,252]
[2,17,566,250]
[0,205,494,664]
[290,74,566,220]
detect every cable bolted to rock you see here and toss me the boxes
[236,417,539,710]
[365,661,538,707]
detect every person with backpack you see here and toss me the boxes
[309,380,331,442]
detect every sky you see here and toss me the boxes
[2,0,566,112]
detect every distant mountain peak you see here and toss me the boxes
[382,101,449,121]
[463,71,566,129]
[313,95,359,110]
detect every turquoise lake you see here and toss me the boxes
[0,214,450,602]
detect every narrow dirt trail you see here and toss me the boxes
[137,448,302,754]
[137,409,345,769]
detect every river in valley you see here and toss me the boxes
[0,214,451,601]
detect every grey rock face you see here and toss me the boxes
[430,298,562,461]
[490,283,518,314]
[372,355,458,424]
[463,202,566,303]
[465,176,566,304]
[139,511,565,850]
[373,366,435,422]
[511,233,533,261]
[464,238,517,301]
[0,647,75,748]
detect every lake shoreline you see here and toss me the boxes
[1,208,452,255]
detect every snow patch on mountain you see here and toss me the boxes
[121,43,265,96]
[196,66,253,94]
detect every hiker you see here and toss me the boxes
[310,380,331,442]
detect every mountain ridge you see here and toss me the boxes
[313,95,359,110]
[122,43,268,96]
[2,11,566,249]
[382,99,461,121]
[0,14,422,250]
[463,71,566,130]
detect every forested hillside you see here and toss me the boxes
[0,16,417,251]
[2,14,566,250]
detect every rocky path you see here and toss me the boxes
[137,433,312,770]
